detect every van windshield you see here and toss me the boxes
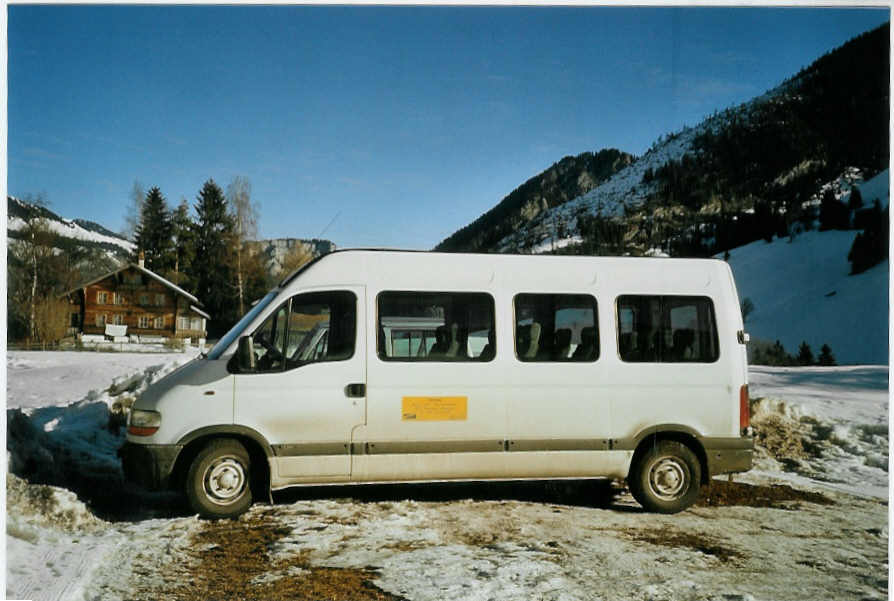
[207,290,279,360]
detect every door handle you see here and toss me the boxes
[344,383,366,398]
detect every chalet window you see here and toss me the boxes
[140,294,149,306]
[191,317,203,331]
[177,316,191,330]
[112,314,125,326]
[97,291,108,304]
[155,294,165,307]
[139,316,151,329]
[96,314,107,327]
[113,292,124,305]
[153,316,165,329]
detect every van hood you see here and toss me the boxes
[134,357,231,411]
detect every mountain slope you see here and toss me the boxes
[7,196,135,261]
[435,149,633,252]
[726,229,887,366]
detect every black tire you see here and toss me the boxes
[628,440,701,514]
[186,439,253,519]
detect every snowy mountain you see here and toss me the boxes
[7,196,135,262]
[439,23,888,256]
[435,149,633,252]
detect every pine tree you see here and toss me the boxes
[193,179,237,336]
[818,344,837,366]
[134,187,175,273]
[797,341,815,366]
[170,198,197,291]
[848,200,888,275]
[818,189,849,231]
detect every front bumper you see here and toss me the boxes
[119,442,183,490]
[704,436,754,476]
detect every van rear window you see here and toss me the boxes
[617,295,719,363]
[377,292,495,361]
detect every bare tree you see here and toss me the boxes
[226,176,260,316]
[276,243,314,282]
[10,196,59,341]
[740,297,755,324]
[122,180,146,240]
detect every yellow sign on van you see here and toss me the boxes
[402,396,468,421]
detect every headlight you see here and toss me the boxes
[128,409,161,436]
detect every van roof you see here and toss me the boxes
[280,248,730,290]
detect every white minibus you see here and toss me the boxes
[121,250,754,518]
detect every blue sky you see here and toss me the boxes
[7,6,889,249]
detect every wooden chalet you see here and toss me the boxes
[65,256,210,341]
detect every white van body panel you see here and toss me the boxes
[125,250,751,499]
[132,357,234,444]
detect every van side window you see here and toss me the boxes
[617,295,718,363]
[235,290,356,374]
[378,292,495,361]
[514,294,599,362]
[250,302,289,372]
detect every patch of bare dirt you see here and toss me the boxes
[627,529,744,563]
[697,480,835,509]
[133,510,403,601]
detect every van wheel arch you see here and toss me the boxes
[627,432,708,513]
[629,430,708,486]
[172,430,272,504]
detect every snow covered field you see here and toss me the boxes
[5,351,889,601]
[724,229,888,366]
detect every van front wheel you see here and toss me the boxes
[629,440,700,514]
[186,439,253,519]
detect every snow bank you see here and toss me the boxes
[6,474,104,536]
[5,351,198,601]
[747,365,888,500]
[6,352,196,500]
[6,350,197,410]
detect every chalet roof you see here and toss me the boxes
[190,305,211,320]
[65,263,201,306]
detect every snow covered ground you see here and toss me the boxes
[6,350,195,410]
[724,228,888,365]
[747,365,888,500]
[5,351,889,600]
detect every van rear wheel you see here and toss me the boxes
[186,439,253,519]
[629,440,700,514]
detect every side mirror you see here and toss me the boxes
[237,336,256,372]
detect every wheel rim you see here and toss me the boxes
[648,457,689,501]
[203,455,247,506]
